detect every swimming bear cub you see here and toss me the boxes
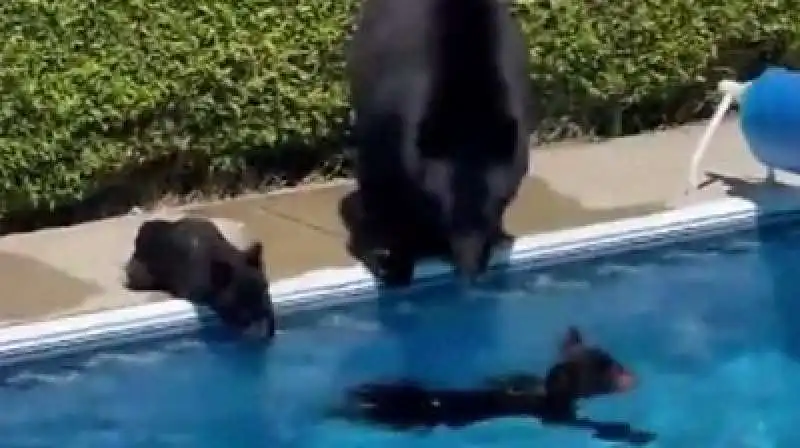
[344,0,534,286]
[125,216,276,340]
[336,327,635,429]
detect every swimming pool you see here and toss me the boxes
[3,198,800,447]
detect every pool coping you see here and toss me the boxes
[2,194,799,367]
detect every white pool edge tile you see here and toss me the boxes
[2,194,799,366]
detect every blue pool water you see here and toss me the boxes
[5,219,800,447]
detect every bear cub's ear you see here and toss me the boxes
[244,242,264,270]
[559,326,585,358]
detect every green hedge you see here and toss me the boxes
[0,0,798,221]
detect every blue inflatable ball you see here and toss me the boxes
[739,67,800,173]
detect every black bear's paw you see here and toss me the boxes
[372,248,415,288]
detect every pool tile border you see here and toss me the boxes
[2,194,800,367]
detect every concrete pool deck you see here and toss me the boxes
[1,117,799,328]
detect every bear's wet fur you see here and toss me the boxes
[336,327,638,430]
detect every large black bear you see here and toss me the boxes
[344,0,534,286]
[125,216,276,340]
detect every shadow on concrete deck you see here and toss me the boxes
[194,177,664,278]
[0,253,101,325]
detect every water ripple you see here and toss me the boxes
[317,313,380,332]
[718,239,760,253]
[594,263,642,277]
[523,273,591,292]
[160,338,205,352]
[660,248,722,262]
[83,351,165,369]
[1,339,203,392]
[4,370,81,389]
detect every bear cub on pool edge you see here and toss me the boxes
[125,216,276,340]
